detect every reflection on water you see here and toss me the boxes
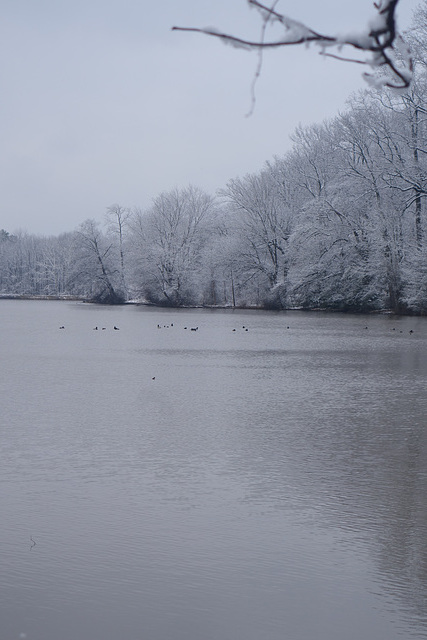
[1,301,427,640]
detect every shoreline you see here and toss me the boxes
[0,294,421,316]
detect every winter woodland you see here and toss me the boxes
[2,3,427,313]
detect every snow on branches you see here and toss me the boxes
[172,0,413,92]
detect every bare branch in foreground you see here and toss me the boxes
[172,0,412,91]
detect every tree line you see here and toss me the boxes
[1,4,427,314]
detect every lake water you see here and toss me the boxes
[1,300,427,640]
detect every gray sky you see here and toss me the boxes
[0,0,419,236]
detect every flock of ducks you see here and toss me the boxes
[57,321,416,383]
[59,325,120,330]
[58,323,416,334]
[157,323,248,332]
[157,323,200,331]
[152,322,416,336]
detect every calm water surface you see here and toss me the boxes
[1,300,427,640]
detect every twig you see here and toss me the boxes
[172,0,412,91]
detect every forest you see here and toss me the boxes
[1,4,427,314]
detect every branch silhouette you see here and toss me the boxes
[173,0,412,91]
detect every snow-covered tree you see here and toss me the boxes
[132,186,216,306]
[71,219,125,304]
[222,168,293,308]
[105,204,131,299]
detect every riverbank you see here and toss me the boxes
[1,293,419,315]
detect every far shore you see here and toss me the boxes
[0,293,421,316]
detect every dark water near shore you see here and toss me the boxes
[1,300,427,640]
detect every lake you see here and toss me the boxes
[1,300,426,640]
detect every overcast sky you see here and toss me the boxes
[0,0,420,236]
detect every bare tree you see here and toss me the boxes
[105,204,131,298]
[132,186,216,306]
[173,0,412,92]
[73,219,124,304]
[222,170,292,307]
